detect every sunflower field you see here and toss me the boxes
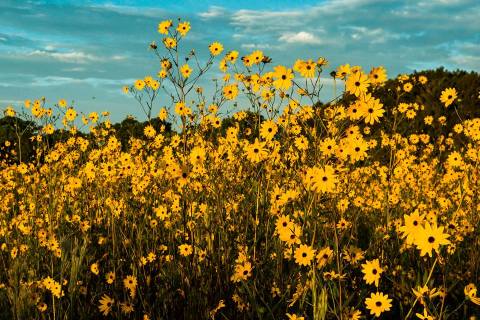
[1,19,480,320]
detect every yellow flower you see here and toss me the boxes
[177,21,191,36]
[4,105,16,117]
[361,259,383,287]
[346,71,370,97]
[259,120,278,141]
[178,244,193,256]
[222,83,239,100]
[209,42,223,56]
[174,101,192,116]
[105,271,115,284]
[98,294,114,316]
[134,79,145,90]
[65,108,77,122]
[158,20,172,34]
[123,275,137,297]
[294,244,315,266]
[163,37,177,48]
[144,125,156,138]
[414,222,450,257]
[58,99,67,108]
[273,65,294,90]
[90,263,99,275]
[440,87,457,107]
[365,292,392,317]
[180,64,192,78]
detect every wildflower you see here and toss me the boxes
[58,99,67,107]
[178,244,193,256]
[144,125,156,138]
[209,42,223,56]
[65,108,77,122]
[98,294,114,316]
[105,272,115,284]
[365,292,392,317]
[90,263,99,275]
[177,21,191,36]
[259,120,278,141]
[369,66,387,85]
[223,83,239,100]
[180,64,192,78]
[134,79,145,90]
[361,96,384,125]
[158,20,172,34]
[316,247,334,268]
[245,138,268,163]
[440,87,457,107]
[273,65,294,90]
[123,275,137,297]
[346,71,370,97]
[464,283,480,305]
[361,259,383,287]
[294,244,315,266]
[415,222,450,257]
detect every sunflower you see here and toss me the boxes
[273,65,294,90]
[209,42,223,56]
[65,108,77,122]
[440,87,457,107]
[134,79,145,90]
[414,222,450,257]
[105,271,115,284]
[335,64,350,79]
[120,302,134,315]
[244,138,268,163]
[177,21,191,37]
[157,20,172,34]
[123,275,138,297]
[144,125,156,138]
[232,261,253,282]
[316,246,333,268]
[399,210,425,245]
[304,165,337,193]
[180,64,192,78]
[90,263,99,276]
[361,97,384,125]
[98,294,114,316]
[178,244,193,256]
[259,120,278,141]
[369,66,387,86]
[346,71,370,97]
[223,84,239,100]
[361,259,383,287]
[365,292,392,317]
[294,244,315,266]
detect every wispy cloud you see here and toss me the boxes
[27,50,101,64]
[0,75,135,88]
[198,6,227,19]
[278,31,321,44]
[88,3,166,18]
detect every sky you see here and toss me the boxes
[0,0,479,122]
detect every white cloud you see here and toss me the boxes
[198,6,227,19]
[28,50,101,64]
[241,43,275,50]
[89,4,166,18]
[0,75,135,88]
[278,31,321,44]
[0,99,23,104]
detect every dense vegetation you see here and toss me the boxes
[1,19,480,320]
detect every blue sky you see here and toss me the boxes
[1,0,479,122]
